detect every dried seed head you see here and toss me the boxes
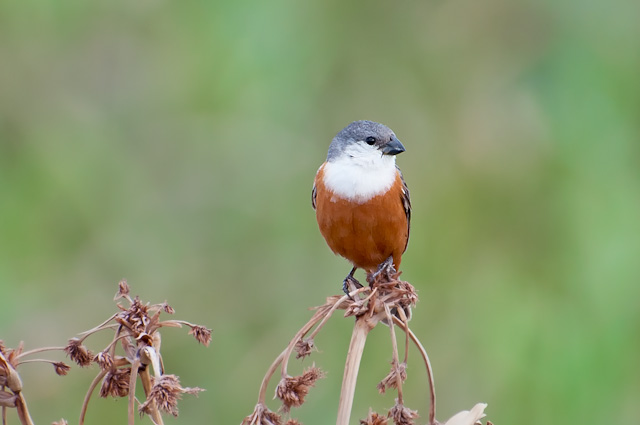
[94,351,114,371]
[360,409,389,425]
[294,338,315,359]
[139,374,179,417]
[275,366,325,412]
[388,401,418,425]
[100,368,130,398]
[114,279,130,300]
[120,296,150,333]
[53,362,71,376]
[139,374,204,417]
[285,420,303,425]
[263,411,282,425]
[242,403,282,425]
[64,338,93,367]
[188,325,212,347]
[147,309,163,333]
[163,303,175,314]
[377,362,407,394]
[391,281,417,312]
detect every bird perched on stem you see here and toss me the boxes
[312,120,411,294]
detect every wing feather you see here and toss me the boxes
[398,167,411,252]
[311,183,317,210]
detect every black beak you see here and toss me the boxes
[380,137,405,156]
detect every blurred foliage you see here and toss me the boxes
[1,0,639,424]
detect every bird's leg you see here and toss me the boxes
[342,267,362,296]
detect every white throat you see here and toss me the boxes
[322,142,397,204]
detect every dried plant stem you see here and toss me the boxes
[14,393,34,425]
[393,316,437,425]
[279,304,334,379]
[336,314,377,425]
[159,319,196,328]
[13,358,46,365]
[79,357,132,424]
[15,346,66,359]
[0,352,34,425]
[307,287,369,341]
[255,305,330,405]
[78,313,119,336]
[128,357,141,425]
[384,304,404,404]
[307,295,349,340]
[103,326,125,356]
[396,308,410,364]
[257,350,286,405]
[79,369,107,425]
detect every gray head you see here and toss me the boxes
[327,120,405,162]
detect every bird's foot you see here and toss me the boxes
[367,256,398,286]
[342,275,363,298]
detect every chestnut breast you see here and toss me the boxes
[314,164,409,272]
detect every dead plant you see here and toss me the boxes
[242,264,490,425]
[1,279,211,425]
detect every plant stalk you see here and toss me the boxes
[393,316,437,425]
[336,315,377,425]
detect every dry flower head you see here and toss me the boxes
[360,409,389,425]
[53,362,71,376]
[188,325,212,347]
[139,374,204,417]
[377,361,407,394]
[388,401,419,425]
[275,366,325,412]
[94,351,114,371]
[115,279,130,300]
[64,338,93,367]
[117,296,150,333]
[0,281,211,425]
[242,403,282,425]
[294,338,316,359]
[100,368,130,398]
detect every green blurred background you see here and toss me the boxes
[1,0,639,424]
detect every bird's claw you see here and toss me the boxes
[342,275,363,298]
[367,256,397,286]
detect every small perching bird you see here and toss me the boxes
[312,120,411,293]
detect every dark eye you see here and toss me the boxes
[365,136,376,145]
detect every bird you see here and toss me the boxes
[312,120,411,294]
